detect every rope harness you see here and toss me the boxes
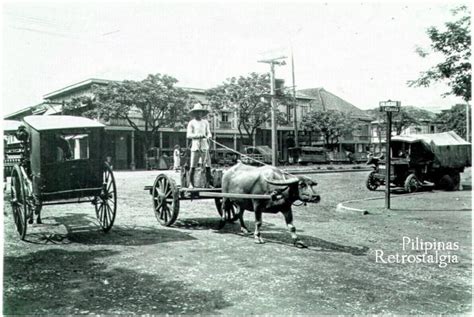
[206,137,299,179]
[205,137,307,206]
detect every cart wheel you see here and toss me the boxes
[366,171,379,191]
[10,165,29,240]
[404,173,419,193]
[95,163,117,232]
[214,198,238,223]
[152,174,179,226]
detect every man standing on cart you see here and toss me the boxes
[186,103,213,188]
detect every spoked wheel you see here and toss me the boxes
[10,165,30,240]
[366,171,379,191]
[404,173,420,193]
[152,174,179,226]
[214,198,239,223]
[95,163,117,232]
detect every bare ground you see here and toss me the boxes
[2,170,472,315]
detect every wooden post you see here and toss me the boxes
[270,62,277,166]
[385,111,392,209]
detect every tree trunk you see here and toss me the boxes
[325,134,330,150]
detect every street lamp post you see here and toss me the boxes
[258,56,286,166]
[379,100,401,209]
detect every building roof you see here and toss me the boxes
[297,88,372,120]
[43,78,113,100]
[3,120,22,132]
[4,103,45,120]
[23,115,104,131]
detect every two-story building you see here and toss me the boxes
[296,88,373,154]
[368,107,444,154]
[5,78,373,169]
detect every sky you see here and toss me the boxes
[1,0,470,116]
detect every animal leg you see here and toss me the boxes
[217,198,230,229]
[283,210,306,248]
[254,208,264,244]
[36,210,42,224]
[238,208,250,235]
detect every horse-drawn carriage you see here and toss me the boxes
[8,115,117,240]
[366,131,471,193]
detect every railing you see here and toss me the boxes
[351,135,370,141]
[108,118,145,127]
[262,121,294,128]
[217,121,233,129]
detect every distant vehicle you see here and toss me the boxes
[241,146,274,165]
[211,149,238,166]
[353,152,369,163]
[287,147,329,165]
[366,131,471,193]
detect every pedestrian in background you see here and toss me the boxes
[173,144,181,171]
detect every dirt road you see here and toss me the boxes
[3,170,472,314]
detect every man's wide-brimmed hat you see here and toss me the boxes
[189,103,209,115]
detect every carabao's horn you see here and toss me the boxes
[263,176,299,186]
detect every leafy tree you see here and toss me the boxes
[392,108,420,135]
[408,6,471,102]
[436,104,471,140]
[206,73,288,146]
[64,74,191,154]
[300,110,358,149]
[367,106,437,139]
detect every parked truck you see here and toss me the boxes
[366,131,471,192]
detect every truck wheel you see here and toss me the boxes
[451,172,461,191]
[366,171,379,191]
[404,173,419,193]
[438,174,456,191]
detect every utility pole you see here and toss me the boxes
[258,56,286,166]
[291,49,298,147]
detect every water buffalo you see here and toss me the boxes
[221,162,320,247]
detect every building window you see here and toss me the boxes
[221,112,229,122]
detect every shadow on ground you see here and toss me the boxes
[174,217,367,255]
[3,249,231,315]
[20,213,196,246]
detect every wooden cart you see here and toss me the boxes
[145,169,280,226]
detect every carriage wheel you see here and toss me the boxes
[404,173,420,193]
[366,171,379,191]
[10,166,30,240]
[152,174,179,226]
[214,198,239,223]
[95,163,117,232]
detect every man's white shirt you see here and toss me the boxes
[187,119,212,151]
